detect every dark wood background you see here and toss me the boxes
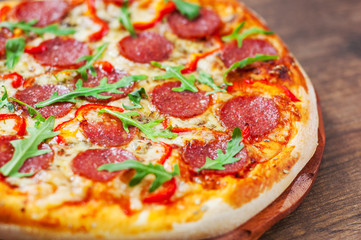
[241,0,361,239]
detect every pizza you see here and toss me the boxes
[0,0,319,239]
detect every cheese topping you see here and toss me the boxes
[0,0,306,236]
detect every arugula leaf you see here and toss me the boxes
[152,61,198,92]
[98,109,177,142]
[165,0,201,20]
[119,0,136,37]
[0,20,75,36]
[222,21,273,48]
[5,38,25,69]
[35,75,147,108]
[11,97,45,126]
[0,86,15,112]
[98,160,179,192]
[0,116,59,177]
[75,43,108,80]
[198,127,244,171]
[224,54,279,83]
[221,21,246,43]
[198,71,226,95]
[123,88,147,109]
[236,27,274,47]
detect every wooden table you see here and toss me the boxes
[240,0,361,239]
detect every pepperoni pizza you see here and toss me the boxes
[0,0,318,239]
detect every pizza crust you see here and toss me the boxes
[0,55,319,240]
[0,0,319,239]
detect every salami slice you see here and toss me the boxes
[182,137,249,175]
[220,96,280,137]
[72,148,137,182]
[118,32,173,63]
[15,85,75,119]
[29,38,90,68]
[0,136,54,175]
[167,8,221,39]
[14,0,70,27]
[221,39,278,68]
[150,81,210,118]
[80,111,138,147]
[79,67,133,103]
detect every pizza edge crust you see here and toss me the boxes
[0,0,319,239]
[0,47,319,240]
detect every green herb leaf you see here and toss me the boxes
[119,0,136,37]
[221,21,246,43]
[221,21,273,48]
[198,71,226,95]
[11,97,45,126]
[123,87,147,109]
[236,27,274,47]
[98,109,177,142]
[0,116,59,177]
[75,43,108,80]
[5,38,25,69]
[152,61,198,92]
[0,20,75,36]
[35,75,147,108]
[223,54,279,84]
[166,0,201,20]
[198,127,244,171]
[0,86,15,112]
[98,160,179,192]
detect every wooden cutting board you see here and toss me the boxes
[214,99,325,240]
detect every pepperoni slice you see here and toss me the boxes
[182,137,249,175]
[118,32,173,63]
[220,96,280,137]
[221,39,278,68]
[72,148,137,182]
[80,111,138,147]
[30,38,90,68]
[79,67,133,103]
[150,81,210,118]
[0,136,54,175]
[167,8,221,39]
[14,0,70,27]
[15,85,75,119]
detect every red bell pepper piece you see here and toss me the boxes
[24,45,47,54]
[0,5,11,22]
[1,72,24,88]
[133,1,176,30]
[143,178,177,204]
[158,142,172,165]
[181,47,221,74]
[0,114,26,136]
[94,60,114,73]
[86,0,109,41]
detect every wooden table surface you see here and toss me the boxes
[240,0,361,239]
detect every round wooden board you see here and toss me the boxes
[213,99,325,240]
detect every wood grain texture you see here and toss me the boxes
[240,0,361,239]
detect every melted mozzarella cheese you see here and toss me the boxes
[0,118,17,135]
[0,0,295,211]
